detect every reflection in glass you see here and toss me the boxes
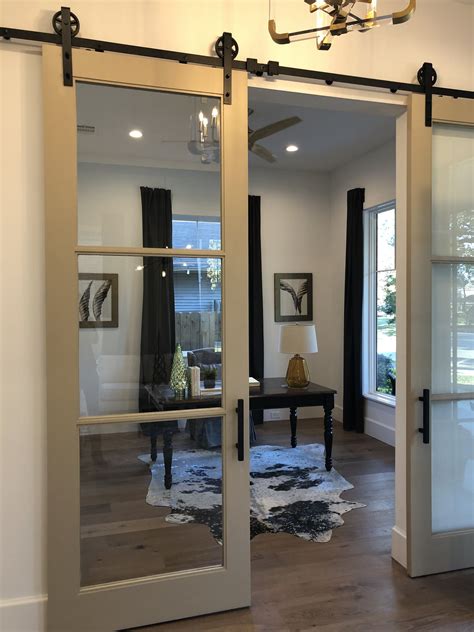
[432,264,474,392]
[80,420,224,586]
[432,400,474,534]
[432,123,474,258]
[78,255,222,417]
[76,82,221,248]
[172,217,220,251]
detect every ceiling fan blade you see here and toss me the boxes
[249,116,302,145]
[251,143,276,163]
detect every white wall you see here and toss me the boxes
[0,47,48,631]
[2,0,472,627]
[328,140,397,444]
[250,168,334,420]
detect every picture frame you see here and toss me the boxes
[78,273,119,328]
[274,273,313,323]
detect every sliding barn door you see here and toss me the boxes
[43,45,250,630]
[406,94,474,576]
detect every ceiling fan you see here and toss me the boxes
[248,109,302,163]
[161,109,302,164]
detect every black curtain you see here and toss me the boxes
[343,188,365,433]
[249,195,264,425]
[139,187,175,412]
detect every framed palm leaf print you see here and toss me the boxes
[274,273,313,322]
[78,273,119,328]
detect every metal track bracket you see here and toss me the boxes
[417,62,437,127]
[215,32,239,105]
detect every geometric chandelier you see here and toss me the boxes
[269,0,416,51]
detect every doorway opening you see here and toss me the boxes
[245,83,401,587]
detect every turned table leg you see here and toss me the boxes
[150,431,158,463]
[323,401,333,471]
[290,407,298,448]
[163,429,174,490]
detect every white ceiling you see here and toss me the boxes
[77,82,399,173]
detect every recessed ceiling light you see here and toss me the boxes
[129,129,143,139]
[286,144,299,153]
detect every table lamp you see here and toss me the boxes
[279,324,318,388]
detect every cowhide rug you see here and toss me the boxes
[139,443,364,543]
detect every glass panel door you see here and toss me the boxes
[44,45,250,631]
[431,123,474,536]
[406,94,474,577]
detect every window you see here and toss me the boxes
[363,201,396,403]
[172,216,222,353]
[172,215,221,313]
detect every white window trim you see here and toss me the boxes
[363,200,396,406]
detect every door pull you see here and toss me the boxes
[235,399,244,461]
[418,389,430,444]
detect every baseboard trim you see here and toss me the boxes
[333,406,395,446]
[391,526,407,569]
[364,416,395,447]
[0,594,46,632]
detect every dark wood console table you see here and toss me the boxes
[145,378,336,489]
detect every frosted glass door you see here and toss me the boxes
[431,124,474,535]
[406,95,474,578]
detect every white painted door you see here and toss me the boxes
[43,45,250,630]
[406,94,474,577]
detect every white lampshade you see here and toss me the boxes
[279,324,318,355]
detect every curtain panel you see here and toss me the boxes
[249,195,264,425]
[343,187,365,433]
[139,186,176,412]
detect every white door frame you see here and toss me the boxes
[250,75,411,567]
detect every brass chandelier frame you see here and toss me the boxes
[269,0,416,50]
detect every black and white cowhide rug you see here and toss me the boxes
[139,444,364,544]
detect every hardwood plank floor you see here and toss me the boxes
[80,419,474,631]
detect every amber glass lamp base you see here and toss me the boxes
[285,354,310,388]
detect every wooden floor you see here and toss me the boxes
[81,419,474,631]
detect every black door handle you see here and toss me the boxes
[418,389,430,444]
[235,399,244,461]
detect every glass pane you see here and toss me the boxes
[80,419,224,586]
[376,208,395,271]
[432,264,474,393]
[172,217,220,250]
[78,255,222,417]
[432,400,474,534]
[76,83,221,248]
[432,123,474,258]
[376,271,396,394]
